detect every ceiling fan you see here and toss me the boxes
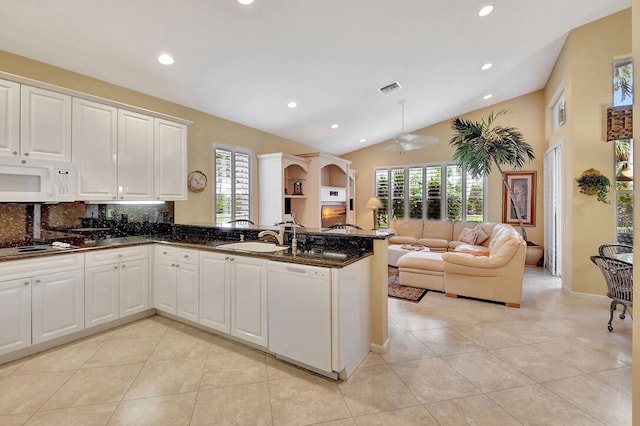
[383,100,438,152]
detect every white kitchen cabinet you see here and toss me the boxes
[84,264,119,327]
[230,255,268,347]
[85,246,150,326]
[153,246,199,322]
[0,78,20,159]
[199,251,268,347]
[20,85,72,162]
[118,109,154,200]
[154,118,187,200]
[119,258,150,317]
[32,269,84,344]
[0,278,32,355]
[199,251,230,333]
[72,98,118,200]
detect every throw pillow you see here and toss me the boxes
[474,224,490,245]
[458,227,477,244]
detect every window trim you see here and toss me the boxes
[212,143,253,224]
[373,162,487,226]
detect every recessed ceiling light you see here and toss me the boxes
[478,5,494,17]
[287,101,297,108]
[483,94,493,100]
[359,138,367,143]
[238,0,254,5]
[481,63,493,71]
[331,124,339,129]
[157,54,174,65]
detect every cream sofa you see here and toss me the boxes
[388,219,483,252]
[396,222,527,307]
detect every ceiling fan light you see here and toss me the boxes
[481,63,493,70]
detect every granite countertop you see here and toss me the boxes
[0,235,372,268]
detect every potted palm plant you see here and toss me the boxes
[449,110,538,256]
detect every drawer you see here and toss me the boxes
[0,253,84,281]
[155,245,177,261]
[176,248,199,264]
[85,245,149,267]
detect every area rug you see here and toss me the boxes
[388,266,427,302]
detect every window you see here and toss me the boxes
[214,145,251,223]
[612,58,633,244]
[374,163,485,226]
[552,92,565,131]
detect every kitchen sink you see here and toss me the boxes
[215,241,289,253]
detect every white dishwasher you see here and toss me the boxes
[267,261,333,375]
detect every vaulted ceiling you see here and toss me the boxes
[0,0,630,154]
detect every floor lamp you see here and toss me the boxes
[366,197,382,230]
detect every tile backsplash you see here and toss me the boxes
[0,202,174,247]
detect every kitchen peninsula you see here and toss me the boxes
[0,222,391,380]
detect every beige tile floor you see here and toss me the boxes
[0,267,632,425]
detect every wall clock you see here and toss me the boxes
[187,170,207,193]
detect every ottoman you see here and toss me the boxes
[397,251,444,291]
[388,244,430,267]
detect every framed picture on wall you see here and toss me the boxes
[502,171,536,226]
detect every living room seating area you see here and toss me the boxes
[390,220,527,307]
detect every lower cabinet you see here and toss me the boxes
[199,251,268,347]
[32,269,85,344]
[153,246,199,322]
[0,278,32,355]
[85,258,150,327]
[84,246,150,328]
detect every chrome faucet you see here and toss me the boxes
[258,225,285,245]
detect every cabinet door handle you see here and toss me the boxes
[35,279,41,283]
[121,264,126,268]
[24,152,29,156]
[224,256,229,261]
[163,251,168,255]
[12,151,18,155]
[183,255,189,258]
[23,281,29,286]
[114,266,119,269]
[229,257,234,262]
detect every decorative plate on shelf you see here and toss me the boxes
[187,170,207,193]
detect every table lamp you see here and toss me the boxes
[365,197,383,229]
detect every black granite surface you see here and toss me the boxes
[0,222,388,268]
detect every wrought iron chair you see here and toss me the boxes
[329,223,363,230]
[598,243,633,258]
[590,255,633,332]
[226,219,255,225]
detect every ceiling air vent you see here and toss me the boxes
[378,81,402,95]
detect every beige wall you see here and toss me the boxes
[344,91,546,246]
[0,50,318,225]
[545,9,631,295]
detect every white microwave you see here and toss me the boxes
[0,158,75,202]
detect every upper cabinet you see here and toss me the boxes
[0,74,189,202]
[72,98,118,200]
[0,82,71,162]
[72,98,187,201]
[154,118,187,200]
[117,110,155,200]
[20,85,72,162]
[0,79,20,159]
